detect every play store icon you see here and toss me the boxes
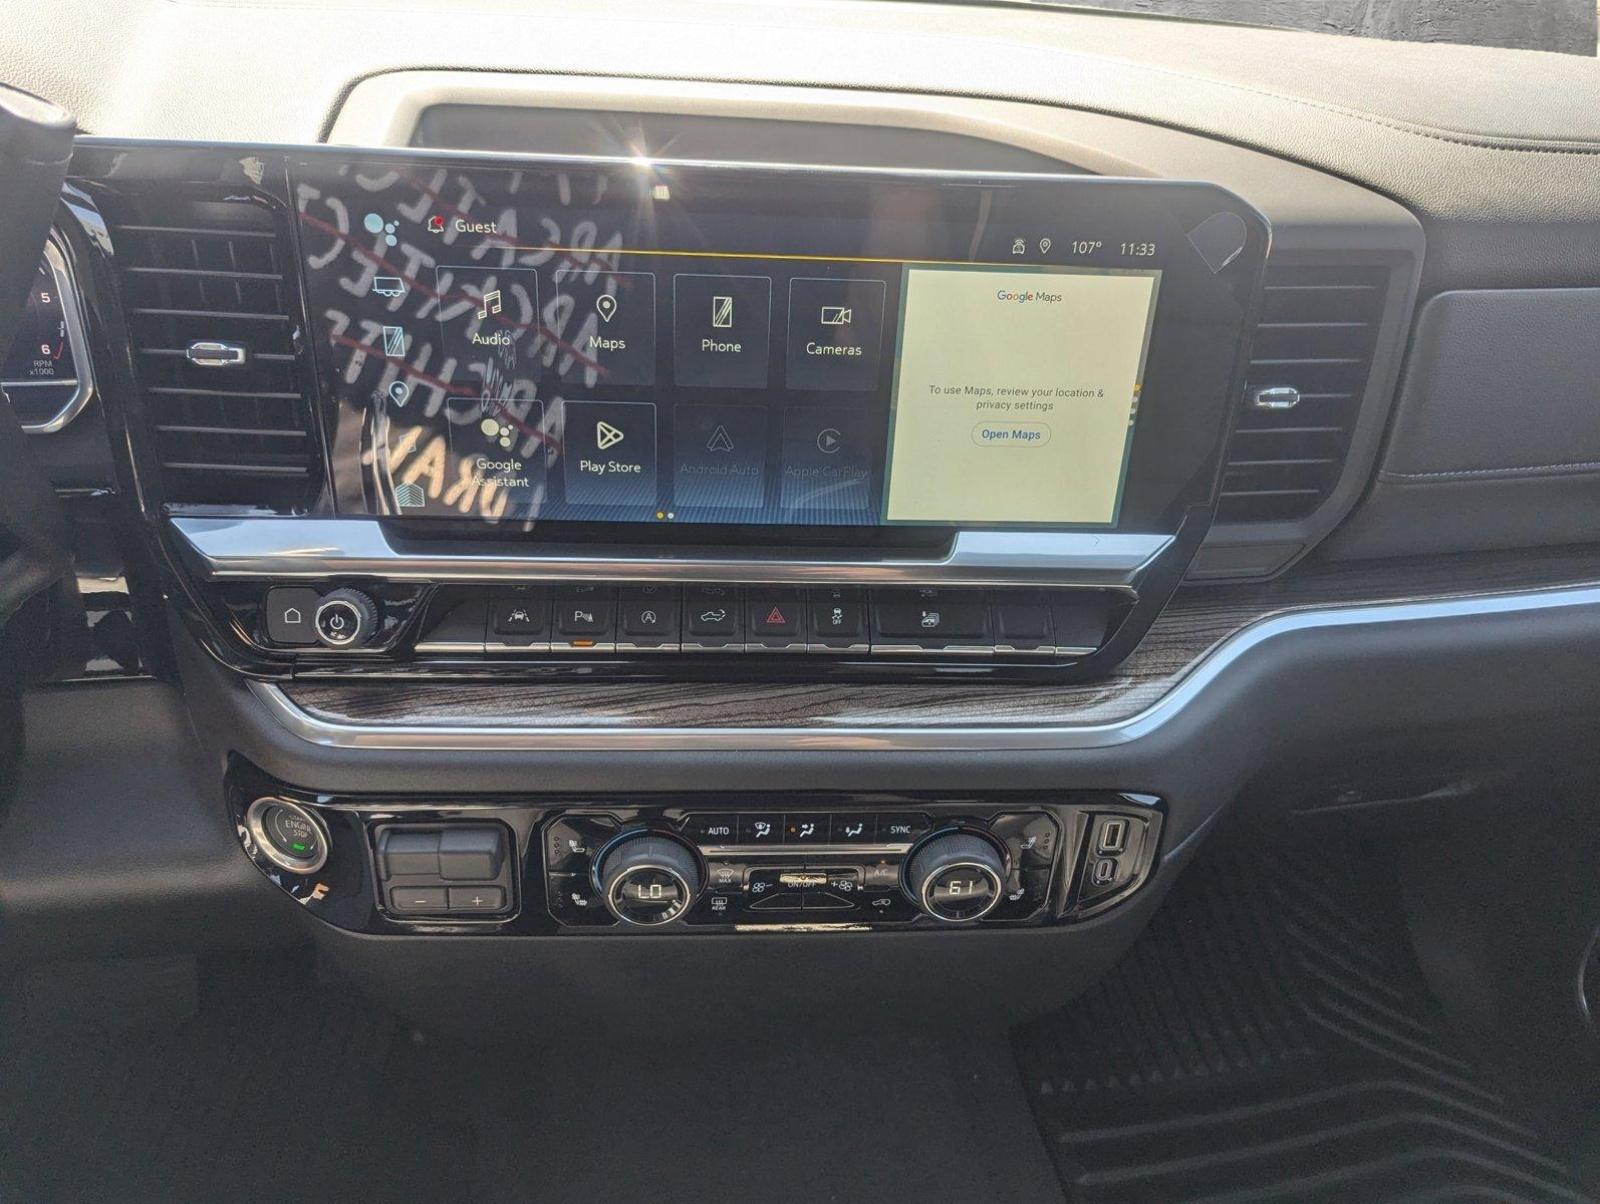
[595,420,626,450]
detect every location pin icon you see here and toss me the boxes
[595,294,618,323]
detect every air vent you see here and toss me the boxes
[1216,263,1388,525]
[111,194,316,509]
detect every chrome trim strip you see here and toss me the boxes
[169,517,1170,588]
[17,239,96,435]
[185,339,249,368]
[247,580,1600,752]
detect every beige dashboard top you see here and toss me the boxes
[3,0,1597,296]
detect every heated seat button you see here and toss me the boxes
[993,867,1053,920]
[544,815,617,873]
[990,812,1059,869]
[263,587,321,646]
[547,873,611,924]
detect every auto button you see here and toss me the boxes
[618,585,681,650]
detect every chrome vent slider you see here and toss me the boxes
[1249,386,1300,411]
[184,339,249,368]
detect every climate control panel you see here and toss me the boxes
[542,801,1159,931]
[226,764,1163,937]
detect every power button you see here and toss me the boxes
[246,797,329,874]
[313,589,379,648]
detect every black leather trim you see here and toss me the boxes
[1328,288,1600,558]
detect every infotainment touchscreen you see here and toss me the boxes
[292,152,1265,533]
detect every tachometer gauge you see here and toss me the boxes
[3,240,92,432]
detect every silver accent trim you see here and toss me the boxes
[245,797,329,875]
[701,843,915,857]
[550,639,616,653]
[16,240,96,435]
[417,638,497,654]
[917,861,1004,923]
[604,863,695,927]
[485,637,553,654]
[1250,385,1302,411]
[185,340,249,368]
[169,516,1169,589]
[312,597,366,648]
[245,581,1600,752]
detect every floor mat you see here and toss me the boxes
[0,952,476,1204]
[1015,841,1596,1203]
[0,951,1060,1204]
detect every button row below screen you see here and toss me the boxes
[420,585,1115,656]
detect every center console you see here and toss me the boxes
[230,763,1163,936]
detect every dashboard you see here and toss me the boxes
[11,52,1600,1038]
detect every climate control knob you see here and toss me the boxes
[595,833,702,926]
[906,831,1006,923]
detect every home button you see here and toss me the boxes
[263,586,321,646]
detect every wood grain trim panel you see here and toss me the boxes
[281,545,1600,731]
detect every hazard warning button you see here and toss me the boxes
[747,592,803,647]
